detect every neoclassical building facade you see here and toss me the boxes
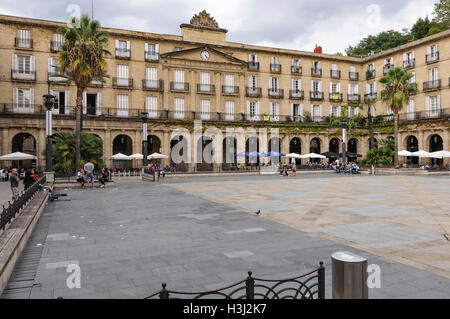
[0,11,449,170]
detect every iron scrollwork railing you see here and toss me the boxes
[0,175,46,231]
[145,262,324,299]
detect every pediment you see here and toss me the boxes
[160,46,246,66]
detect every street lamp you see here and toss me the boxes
[141,112,148,167]
[43,94,56,172]
[340,119,347,165]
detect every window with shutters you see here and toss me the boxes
[145,44,159,61]
[427,45,438,63]
[249,101,256,118]
[145,67,158,88]
[225,101,234,121]
[331,106,339,117]
[17,88,32,108]
[292,59,301,73]
[312,105,321,120]
[51,34,64,52]
[116,40,130,59]
[173,70,185,90]
[199,72,211,92]
[407,99,414,120]
[115,65,129,86]
[174,97,184,119]
[404,52,415,68]
[146,96,158,118]
[224,74,235,94]
[200,99,210,120]
[17,56,31,74]
[430,96,438,114]
[116,94,128,117]
[270,102,279,121]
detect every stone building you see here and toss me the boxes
[0,11,448,171]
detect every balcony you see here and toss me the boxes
[197,84,215,94]
[403,59,415,69]
[330,70,341,79]
[115,48,130,59]
[112,77,133,88]
[48,71,69,83]
[349,72,359,81]
[14,38,33,50]
[247,62,259,71]
[423,80,441,92]
[329,93,343,103]
[383,64,394,75]
[11,69,36,82]
[310,91,324,101]
[50,41,63,53]
[291,66,302,74]
[222,86,239,96]
[170,81,189,92]
[347,94,361,104]
[268,89,284,99]
[364,93,377,101]
[87,79,104,88]
[366,69,375,80]
[142,79,164,91]
[245,87,262,98]
[145,51,159,62]
[289,90,304,100]
[426,52,439,64]
[270,64,281,73]
[311,68,322,77]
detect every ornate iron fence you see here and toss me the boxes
[145,262,324,299]
[0,175,46,231]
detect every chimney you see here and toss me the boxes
[314,45,322,54]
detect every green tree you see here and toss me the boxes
[58,14,110,171]
[410,16,432,40]
[379,68,418,167]
[360,138,394,166]
[432,0,450,27]
[346,30,410,56]
[363,97,376,150]
[50,132,104,174]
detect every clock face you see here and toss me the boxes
[201,51,210,60]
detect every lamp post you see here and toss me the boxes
[340,119,347,165]
[141,112,148,167]
[43,94,56,173]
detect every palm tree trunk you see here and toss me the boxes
[75,86,83,172]
[394,109,399,168]
[368,112,374,150]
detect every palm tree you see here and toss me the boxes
[379,67,418,167]
[364,97,376,150]
[58,14,110,171]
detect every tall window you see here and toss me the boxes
[174,97,184,119]
[200,99,210,120]
[14,88,33,109]
[292,79,301,91]
[17,30,30,48]
[200,72,211,91]
[249,102,256,117]
[116,94,128,117]
[269,77,279,91]
[331,106,339,117]
[407,99,414,120]
[17,55,31,73]
[146,96,157,118]
[116,64,129,86]
[146,67,158,88]
[224,74,234,93]
[270,102,279,121]
[174,70,185,90]
[225,101,234,121]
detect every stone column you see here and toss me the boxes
[163,130,170,166]
[1,128,8,157]
[163,67,170,113]
[281,133,290,165]
[104,129,112,164]
[239,73,245,115]
[190,70,196,114]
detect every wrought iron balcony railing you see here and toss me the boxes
[247,62,260,71]
[170,82,189,92]
[50,41,63,53]
[291,66,302,74]
[48,71,69,82]
[14,38,33,49]
[423,79,441,91]
[426,52,439,64]
[311,68,322,77]
[349,72,359,81]
[11,69,36,81]
[347,94,361,104]
[112,77,133,88]
[245,87,262,98]
[329,93,343,102]
[366,69,375,80]
[310,91,324,100]
[142,79,164,91]
[115,48,131,59]
[197,84,215,94]
[364,92,377,101]
[222,86,239,95]
[145,51,159,62]
[403,59,415,69]
[268,89,284,99]
[270,64,281,73]
[330,70,341,79]
[289,90,304,100]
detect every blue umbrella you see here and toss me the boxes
[265,151,286,157]
[234,152,249,157]
[248,151,263,157]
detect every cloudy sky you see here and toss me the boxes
[0,0,438,54]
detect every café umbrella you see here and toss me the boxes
[148,152,168,159]
[398,150,413,157]
[0,152,37,161]
[109,153,131,160]
[410,150,434,158]
[301,153,326,159]
[430,150,450,158]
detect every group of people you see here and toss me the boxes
[6,168,39,201]
[147,164,166,178]
[333,159,359,174]
[77,162,109,188]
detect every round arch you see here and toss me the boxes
[310,138,321,163]
[196,136,213,171]
[405,135,419,165]
[289,137,302,165]
[429,134,443,166]
[112,134,133,168]
[222,136,237,170]
[11,132,37,169]
[348,138,358,161]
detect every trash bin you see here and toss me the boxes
[332,251,368,299]
[153,170,159,182]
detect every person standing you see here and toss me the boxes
[24,169,34,190]
[10,168,20,200]
[84,162,95,189]
[292,163,297,176]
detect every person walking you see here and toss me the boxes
[292,163,297,176]
[10,168,20,200]
[84,161,95,189]
[99,167,108,188]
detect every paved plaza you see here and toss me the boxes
[2,174,450,299]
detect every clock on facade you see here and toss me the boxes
[200,50,210,60]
